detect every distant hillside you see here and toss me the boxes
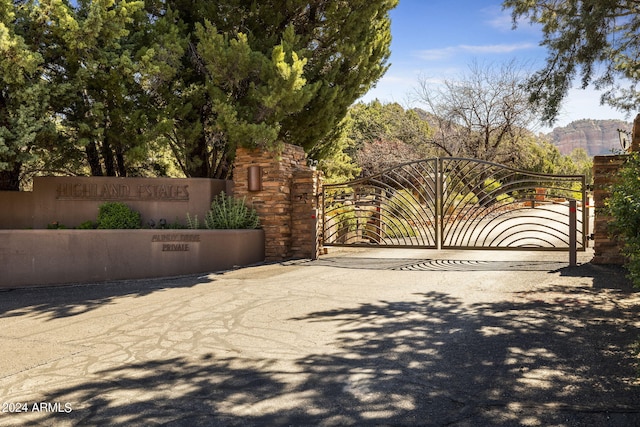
[547,119,632,156]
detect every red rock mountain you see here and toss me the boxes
[547,119,632,156]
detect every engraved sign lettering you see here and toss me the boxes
[152,234,200,252]
[56,183,189,201]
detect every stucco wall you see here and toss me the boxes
[0,177,232,229]
[0,229,264,288]
[0,191,34,229]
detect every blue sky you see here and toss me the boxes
[360,0,631,129]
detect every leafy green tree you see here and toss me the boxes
[519,138,581,175]
[607,154,640,286]
[505,0,640,122]
[1,1,396,186]
[144,0,397,179]
[0,0,49,190]
[348,101,433,151]
[38,0,148,177]
[316,122,361,184]
[1,0,156,186]
[345,101,434,177]
[568,148,593,183]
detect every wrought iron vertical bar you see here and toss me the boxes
[321,189,326,246]
[569,199,577,266]
[582,175,587,249]
[436,158,442,250]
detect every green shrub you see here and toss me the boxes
[387,189,422,216]
[483,178,514,204]
[607,153,640,286]
[77,220,97,229]
[332,205,358,232]
[97,202,141,229]
[163,219,186,229]
[204,192,260,229]
[384,216,417,238]
[186,213,201,230]
[46,221,66,229]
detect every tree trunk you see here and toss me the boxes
[101,139,116,176]
[116,145,127,177]
[185,135,211,178]
[0,163,22,191]
[85,140,103,176]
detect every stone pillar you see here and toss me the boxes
[632,113,640,153]
[592,155,627,264]
[291,168,323,259]
[233,143,323,261]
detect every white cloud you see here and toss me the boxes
[414,47,457,61]
[483,6,514,31]
[459,43,537,54]
[414,43,536,60]
[483,5,537,33]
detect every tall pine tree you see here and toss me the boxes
[1,1,396,185]
[0,0,48,190]
[37,0,147,177]
[143,0,397,178]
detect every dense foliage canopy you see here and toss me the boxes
[505,0,640,123]
[0,0,397,189]
[335,99,591,184]
[608,154,640,286]
[346,101,435,177]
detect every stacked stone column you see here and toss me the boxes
[233,144,323,261]
[592,155,627,264]
[591,113,640,265]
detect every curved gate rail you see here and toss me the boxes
[322,159,439,248]
[322,157,587,252]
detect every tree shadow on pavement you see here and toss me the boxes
[17,286,640,426]
[556,262,638,291]
[308,256,570,272]
[0,275,213,320]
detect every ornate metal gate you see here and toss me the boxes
[321,158,587,252]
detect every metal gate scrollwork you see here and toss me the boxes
[321,158,587,252]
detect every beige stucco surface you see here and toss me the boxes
[0,229,264,288]
[0,177,232,229]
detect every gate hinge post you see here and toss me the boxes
[569,200,577,267]
[435,158,442,250]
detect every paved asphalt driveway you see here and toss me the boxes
[1,248,639,426]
